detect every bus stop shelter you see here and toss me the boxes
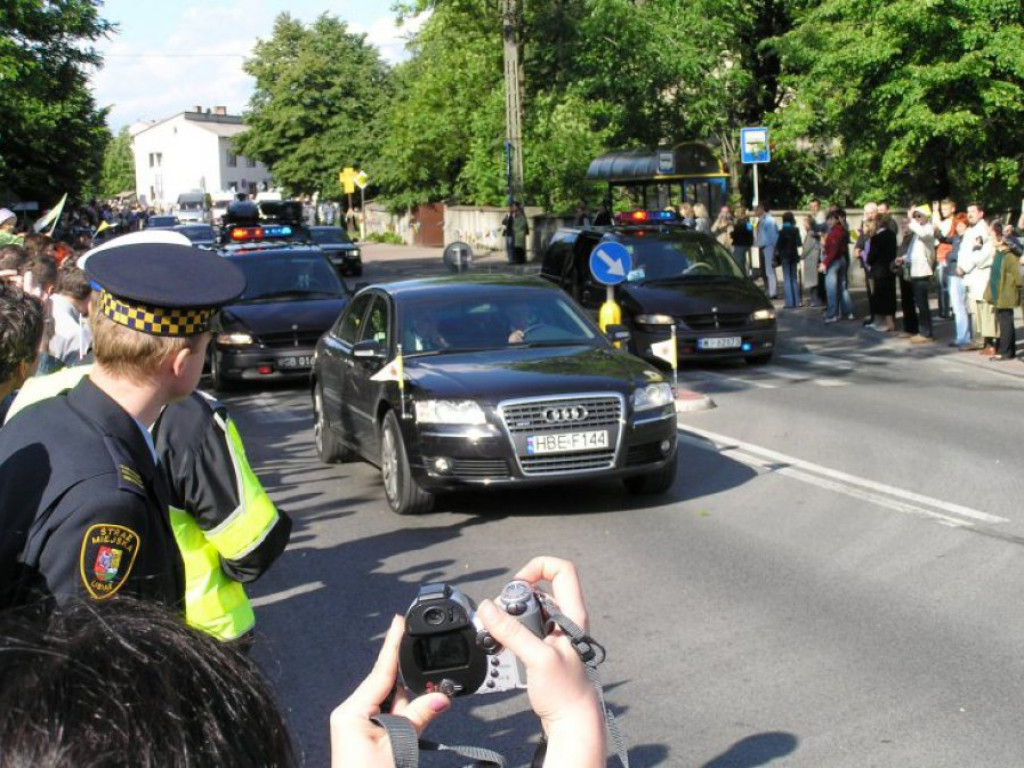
[586,142,729,214]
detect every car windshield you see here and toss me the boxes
[231,252,347,301]
[400,290,601,354]
[310,228,352,246]
[623,236,745,282]
[177,226,213,241]
[148,216,177,227]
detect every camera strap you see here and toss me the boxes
[371,713,506,768]
[537,593,631,768]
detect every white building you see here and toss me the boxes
[130,106,273,210]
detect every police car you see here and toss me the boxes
[539,210,777,365]
[209,202,350,390]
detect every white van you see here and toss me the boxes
[175,191,209,224]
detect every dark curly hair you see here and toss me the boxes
[0,598,296,768]
[0,285,44,384]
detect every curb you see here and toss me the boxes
[674,388,715,413]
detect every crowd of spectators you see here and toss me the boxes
[714,198,1024,359]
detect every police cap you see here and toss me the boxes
[85,243,245,338]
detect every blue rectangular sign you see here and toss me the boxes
[740,127,770,164]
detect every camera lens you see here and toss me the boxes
[423,607,446,626]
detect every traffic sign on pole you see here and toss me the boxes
[339,166,359,194]
[354,170,369,190]
[589,241,632,286]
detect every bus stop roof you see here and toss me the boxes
[586,143,727,184]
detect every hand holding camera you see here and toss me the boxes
[330,557,607,768]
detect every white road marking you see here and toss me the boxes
[251,581,326,607]
[678,425,1008,528]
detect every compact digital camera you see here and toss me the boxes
[398,580,547,697]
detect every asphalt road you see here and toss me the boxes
[226,247,1024,767]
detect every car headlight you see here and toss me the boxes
[414,400,488,425]
[633,382,674,411]
[351,249,361,258]
[750,309,776,322]
[217,331,255,346]
[635,314,675,325]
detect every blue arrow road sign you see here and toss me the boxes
[590,241,632,286]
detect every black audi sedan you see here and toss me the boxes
[210,245,350,390]
[540,223,777,364]
[308,226,362,276]
[311,274,679,515]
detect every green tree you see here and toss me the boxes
[771,0,1024,208]
[0,0,112,202]
[98,126,135,198]
[374,1,503,209]
[234,13,392,198]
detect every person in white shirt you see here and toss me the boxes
[894,204,936,341]
[957,201,996,353]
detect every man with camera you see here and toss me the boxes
[894,204,937,342]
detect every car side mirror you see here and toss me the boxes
[353,339,385,359]
[605,324,631,343]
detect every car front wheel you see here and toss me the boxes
[380,410,434,515]
[210,350,235,392]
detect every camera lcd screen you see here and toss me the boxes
[414,633,470,672]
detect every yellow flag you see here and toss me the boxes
[33,193,68,235]
[95,220,114,236]
[370,349,405,388]
[650,338,677,370]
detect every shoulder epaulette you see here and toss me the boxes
[103,435,146,497]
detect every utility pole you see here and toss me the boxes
[501,0,524,206]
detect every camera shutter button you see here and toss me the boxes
[477,630,502,654]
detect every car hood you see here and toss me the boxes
[404,345,665,400]
[623,278,771,314]
[221,297,347,336]
[316,242,358,253]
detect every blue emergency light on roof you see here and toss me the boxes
[228,224,294,242]
[615,210,679,224]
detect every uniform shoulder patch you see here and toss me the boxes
[80,524,141,599]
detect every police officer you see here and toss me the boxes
[0,242,245,610]
[8,375,291,643]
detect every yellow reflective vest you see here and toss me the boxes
[7,368,291,641]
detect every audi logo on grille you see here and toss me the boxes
[542,405,588,423]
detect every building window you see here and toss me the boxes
[246,156,256,168]
[149,152,162,168]
[226,151,237,168]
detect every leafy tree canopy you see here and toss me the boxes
[98,126,135,199]
[1,0,112,203]
[771,0,1024,210]
[235,13,392,198]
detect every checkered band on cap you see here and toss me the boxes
[99,291,215,337]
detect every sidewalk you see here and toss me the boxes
[773,286,1024,378]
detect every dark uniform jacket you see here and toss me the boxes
[0,378,184,610]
